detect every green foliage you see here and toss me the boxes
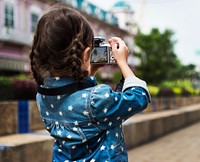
[172,87,182,96]
[161,79,192,89]
[148,79,200,97]
[147,85,159,97]
[134,28,197,84]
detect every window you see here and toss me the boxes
[4,3,14,28]
[31,13,39,32]
[30,5,41,33]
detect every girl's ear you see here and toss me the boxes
[82,47,91,63]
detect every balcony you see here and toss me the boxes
[0,55,29,72]
[0,27,33,46]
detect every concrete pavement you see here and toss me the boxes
[128,121,200,162]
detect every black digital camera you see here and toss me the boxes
[91,37,116,64]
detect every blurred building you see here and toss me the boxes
[0,0,136,75]
[0,0,52,75]
[111,0,135,34]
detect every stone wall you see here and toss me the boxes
[0,96,199,136]
[123,104,200,149]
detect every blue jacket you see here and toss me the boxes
[36,76,150,162]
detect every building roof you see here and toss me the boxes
[62,0,118,25]
[113,0,132,11]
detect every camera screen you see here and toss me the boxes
[91,46,108,63]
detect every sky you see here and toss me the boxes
[87,0,200,67]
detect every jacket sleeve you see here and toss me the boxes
[90,76,151,130]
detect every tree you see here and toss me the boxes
[134,28,183,84]
[180,64,198,79]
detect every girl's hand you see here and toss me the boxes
[109,37,135,78]
[108,37,129,66]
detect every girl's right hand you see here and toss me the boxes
[109,37,135,78]
[108,37,129,66]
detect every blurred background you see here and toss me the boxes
[0,1,200,162]
[0,0,199,100]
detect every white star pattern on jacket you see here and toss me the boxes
[142,92,146,95]
[104,93,109,98]
[100,145,106,150]
[111,145,115,150]
[67,135,72,139]
[83,111,89,116]
[57,95,61,100]
[68,105,73,111]
[115,133,119,138]
[36,76,150,161]
[57,130,62,135]
[46,111,49,116]
[128,107,132,112]
[73,127,78,131]
[59,111,63,116]
[103,108,108,113]
[74,121,79,126]
[82,93,87,98]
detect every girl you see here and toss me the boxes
[30,3,150,162]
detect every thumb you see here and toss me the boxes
[108,39,114,46]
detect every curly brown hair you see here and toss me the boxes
[30,4,94,84]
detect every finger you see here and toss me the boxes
[108,39,118,50]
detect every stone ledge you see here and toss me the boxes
[0,132,53,162]
[123,104,200,149]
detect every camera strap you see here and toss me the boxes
[115,75,125,92]
[37,82,93,96]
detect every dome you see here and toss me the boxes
[113,1,132,11]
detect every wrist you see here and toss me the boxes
[118,62,135,78]
[117,60,127,67]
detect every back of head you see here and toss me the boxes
[30,3,94,84]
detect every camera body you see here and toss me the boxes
[91,37,116,64]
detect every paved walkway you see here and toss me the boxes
[128,122,200,162]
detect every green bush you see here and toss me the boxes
[148,85,159,97]
[172,87,182,96]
